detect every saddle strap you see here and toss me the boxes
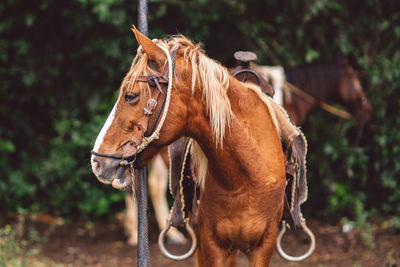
[168,138,198,228]
[283,134,308,228]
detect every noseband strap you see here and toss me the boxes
[91,150,124,160]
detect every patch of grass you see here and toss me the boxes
[0,223,37,266]
[0,215,62,267]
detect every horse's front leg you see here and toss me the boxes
[196,236,228,267]
[125,191,138,246]
[196,219,230,267]
[225,250,238,267]
[248,235,276,266]
[248,205,284,267]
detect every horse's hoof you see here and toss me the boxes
[166,228,187,244]
[127,237,138,246]
[167,234,187,245]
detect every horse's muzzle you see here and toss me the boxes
[91,156,131,189]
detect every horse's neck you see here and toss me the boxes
[188,78,285,190]
[286,64,340,101]
[284,64,341,124]
[284,93,316,125]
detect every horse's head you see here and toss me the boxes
[90,28,194,189]
[339,58,373,124]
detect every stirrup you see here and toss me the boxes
[158,218,197,260]
[276,220,316,262]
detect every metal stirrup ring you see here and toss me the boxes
[158,218,197,260]
[276,220,316,262]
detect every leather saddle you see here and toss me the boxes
[230,51,275,97]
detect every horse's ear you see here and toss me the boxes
[131,25,166,67]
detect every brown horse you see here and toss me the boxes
[255,59,373,125]
[122,55,369,252]
[285,59,373,125]
[91,28,289,266]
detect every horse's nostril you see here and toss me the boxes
[92,158,101,176]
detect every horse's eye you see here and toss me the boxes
[125,93,139,103]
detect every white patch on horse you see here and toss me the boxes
[253,65,285,106]
[91,95,121,159]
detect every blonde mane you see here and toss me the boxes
[245,83,281,137]
[182,40,232,147]
[120,47,151,98]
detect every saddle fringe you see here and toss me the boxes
[273,103,308,228]
[254,92,308,228]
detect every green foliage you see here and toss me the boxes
[0,223,39,266]
[0,217,61,267]
[1,0,399,224]
[0,0,130,218]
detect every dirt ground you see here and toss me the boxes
[24,218,399,267]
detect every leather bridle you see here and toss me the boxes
[91,46,178,166]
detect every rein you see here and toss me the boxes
[284,81,353,120]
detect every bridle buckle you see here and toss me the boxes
[144,98,158,115]
[146,74,158,87]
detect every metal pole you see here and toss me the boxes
[138,0,148,36]
[137,163,150,267]
[137,0,150,267]
[137,1,150,265]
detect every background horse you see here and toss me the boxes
[255,58,373,125]
[91,29,291,266]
